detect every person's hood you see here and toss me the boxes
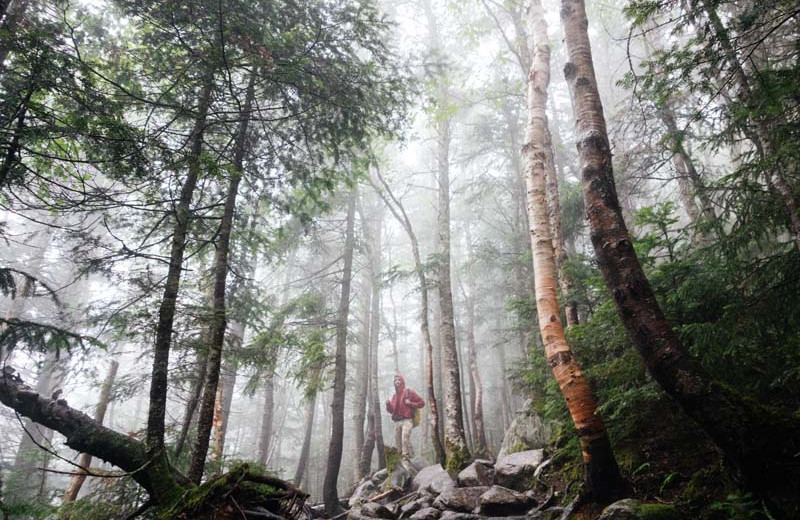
[394,374,406,394]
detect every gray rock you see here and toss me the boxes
[598,499,642,520]
[598,499,682,520]
[350,480,378,507]
[361,502,396,519]
[494,449,544,491]
[433,486,490,513]
[410,507,442,520]
[373,468,389,483]
[478,485,536,516]
[497,411,552,459]
[400,499,423,517]
[412,464,457,495]
[457,461,494,487]
[438,512,481,520]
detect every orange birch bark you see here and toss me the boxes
[523,0,623,500]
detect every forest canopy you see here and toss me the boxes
[1,0,798,519]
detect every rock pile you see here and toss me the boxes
[347,450,563,520]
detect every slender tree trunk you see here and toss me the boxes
[322,189,356,515]
[257,372,275,466]
[526,0,624,501]
[353,274,370,480]
[147,71,214,455]
[174,348,207,459]
[293,392,317,485]
[422,0,470,466]
[560,0,800,515]
[464,289,487,456]
[188,73,255,483]
[208,337,240,472]
[62,360,119,503]
[367,198,386,470]
[373,171,446,465]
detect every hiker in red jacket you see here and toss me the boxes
[385,373,425,468]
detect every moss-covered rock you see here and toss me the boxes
[598,499,682,520]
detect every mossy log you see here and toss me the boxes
[0,368,309,520]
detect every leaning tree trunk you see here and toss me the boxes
[188,73,255,483]
[147,71,214,456]
[525,0,624,501]
[62,360,119,503]
[1,369,184,507]
[560,0,800,515]
[322,189,357,516]
[2,367,308,520]
[373,170,446,465]
[8,351,66,504]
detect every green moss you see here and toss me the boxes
[385,446,401,477]
[155,463,285,520]
[638,503,683,520]
[444,443,470,474]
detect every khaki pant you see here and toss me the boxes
[394,418,414,461]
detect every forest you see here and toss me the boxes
[0,0,798,519]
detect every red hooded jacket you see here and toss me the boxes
[386,374,425,421]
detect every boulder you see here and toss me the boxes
[457,461,494,487]
[361,502,396,519]
[373,468,389,484]
[494,449,544,491]
[598,499,682,520]
[433,487,489,513]
[412,464,457,495]
[400,499,424,517]
[350,480,378,507]
[477,485,536,516]
[497,411,552,459]
[409,507,442,520]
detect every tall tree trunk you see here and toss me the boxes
[526,0,624,501]
[257,372,275,466]
[560,0,800,515]
[174,348,207,459]
[62,360,119,503]
[147,71,214,455]
[293,392,317,486]
[366,196,386,470]
[423,0,470,469]
[188,73,255,483]
[322,189,356,515]
[353,273,370,480]
[373,171,446,465]
[464,287,487,456]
